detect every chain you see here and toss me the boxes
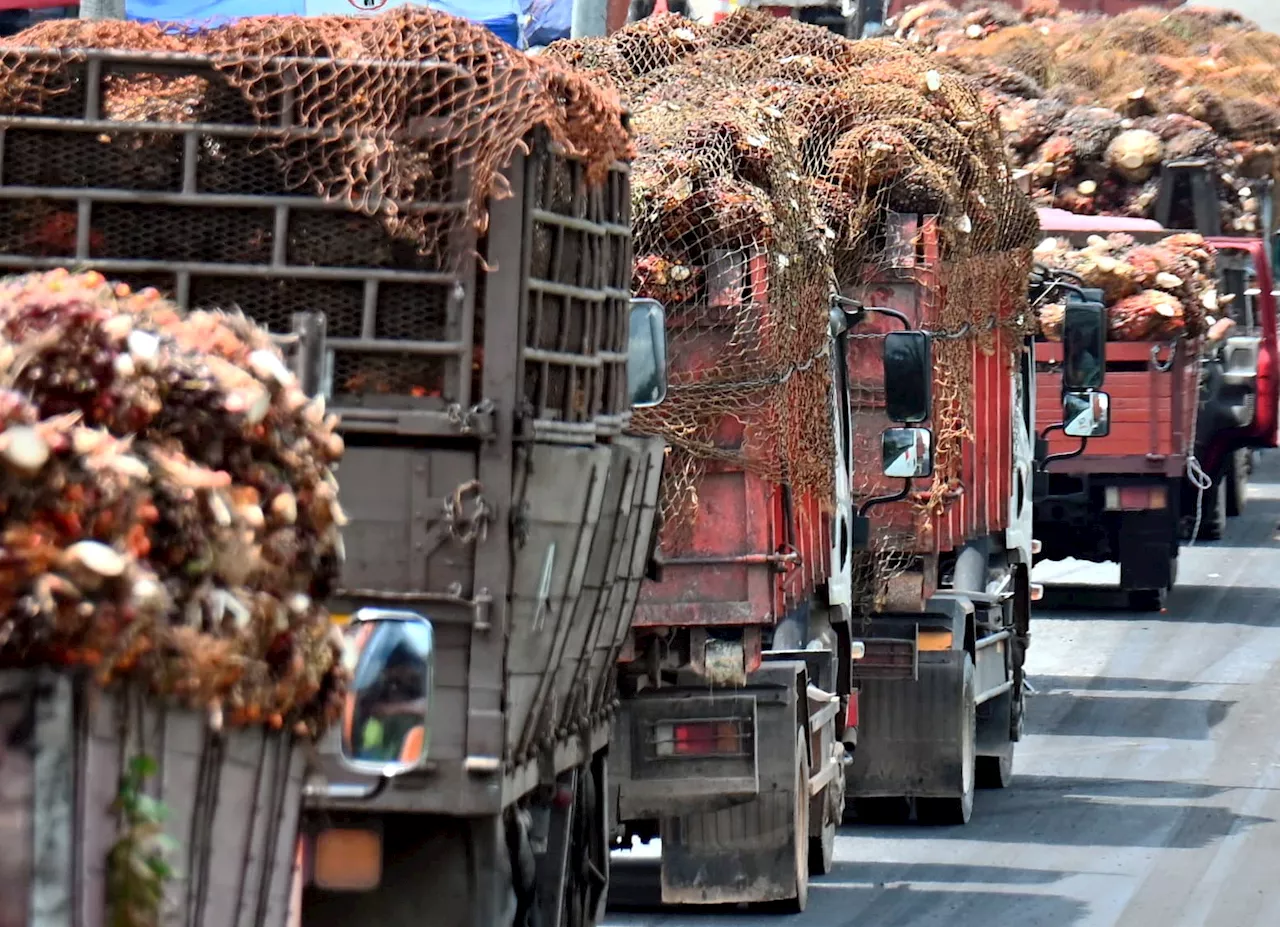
[444,480,492,545]
[447,398,496,434]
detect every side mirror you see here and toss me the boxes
[1062,299,1106,391]
[1062,390,1111,439]
[881,427,934,479]
[340,608,435,776]
[629,298,668,408]
[883,330,932,424]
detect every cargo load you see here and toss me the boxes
[552,10,1039,907]
[0,272,346,927]
[891,3,1280,234]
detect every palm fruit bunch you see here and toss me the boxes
[0,270,348,736]
[890,3,1280,234]
[1032,232,1217,342]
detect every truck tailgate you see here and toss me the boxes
[1037,339,1199,475]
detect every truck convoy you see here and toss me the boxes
[882,1,1280,606]
[548,9,1041,908]
[0,9,671,927]
[9,1,1280,924]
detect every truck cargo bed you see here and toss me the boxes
[1036,339,1198,476]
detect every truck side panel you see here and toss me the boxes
[633,463,778,627]
[844,220,1017,557]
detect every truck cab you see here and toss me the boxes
[1156,161,1280,534]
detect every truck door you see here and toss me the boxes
[1212,242,1278,450]
[827,326,854,612]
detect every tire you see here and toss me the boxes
[809,743,840,876]
[1128,587,1167,612]
[850,797,912,825]
[781,727,811,913]
[809,810,836,876]
[915,656,976,827]
[1226,448,1249,517]
[975,750,1014,790]
[1197,475,1227,541]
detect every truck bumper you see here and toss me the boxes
[1035,478,1180,591]
[613,659,836,906]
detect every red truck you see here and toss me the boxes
[1032,165,1278,610]
[839,220,1032,824]
[611,216,1034,907]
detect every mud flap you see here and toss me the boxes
[1118,509,1176,591]
[658,766,802,905]
[655,667,806,905]
[845,652,968,799]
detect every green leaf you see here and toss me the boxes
[134,795,167,823]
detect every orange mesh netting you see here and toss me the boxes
[551,12,1037,610]
[0,9,633,268]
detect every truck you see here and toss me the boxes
[1157,162,1278,540]
[0,17,668,927]
[299,134,668,927]
[1030,162,1278,610]
[611,221,1035,911]
[728,0,887,36]
[837,221,1035,824]
[585,9,1037,907]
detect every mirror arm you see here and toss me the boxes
[1034,263,1085,285]
[858,480,912,519]
[832,294,912,330]
[1043,437,1088,468]
[926,321,971,341]
[1038,421,1066,442]
[1036,280,1087,303]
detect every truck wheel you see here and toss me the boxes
[1226,448,1249,517]
[849,797,911,825]
[975,748,1014,790]
[915,656,976,827]
[809,809,836,876]
[783,727,811,913]
[1197,476,1227,541]
[1128,587,1167,612]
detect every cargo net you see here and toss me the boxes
[0,8,632,269]
[550,13,1038,609]
[892,2,1280,234]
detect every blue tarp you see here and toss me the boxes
[125,0,524,46]
[522,0,571,48]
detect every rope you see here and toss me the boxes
[1185,454,1212,547]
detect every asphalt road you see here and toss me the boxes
[606,450,1280,927]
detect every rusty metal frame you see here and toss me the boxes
[0,47,487,438]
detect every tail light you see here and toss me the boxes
[1104,486,1168,511]
[652,719,751,758]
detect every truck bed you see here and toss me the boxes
[843,220,1020,555]
[0,46,659,817]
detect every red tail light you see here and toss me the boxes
[653,719,749,758]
